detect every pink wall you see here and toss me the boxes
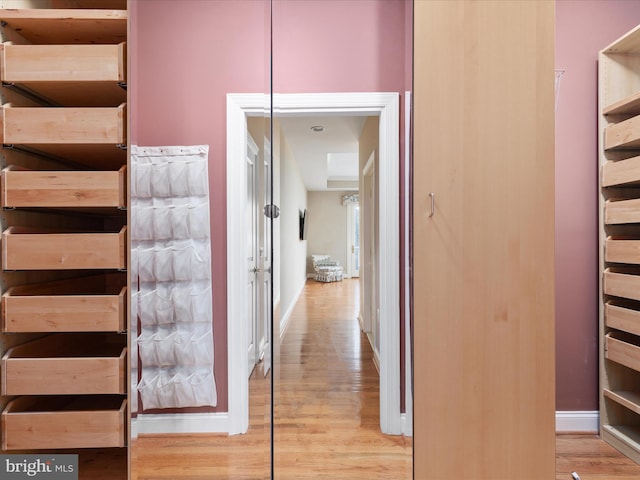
[555,0,640,410]
[131,0,409,412]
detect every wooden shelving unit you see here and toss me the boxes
[0,2,128,478]
[600,23,640,465]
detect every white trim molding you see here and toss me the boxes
[227,92,401,435]
[555,411,599,433]
[279,279,306,342]
[131,413,229,438]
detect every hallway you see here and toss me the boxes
[273,278,412,479]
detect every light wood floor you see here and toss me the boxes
[132,279,640,479]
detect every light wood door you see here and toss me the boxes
[413,2,556,479]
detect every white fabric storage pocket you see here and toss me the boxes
[174,329,213,366]
[138,329,179,367]
[153,247,174,282]
[190,241,211,281]
[169,161,190,197]
[173,370,217,408]
[152,207,172,240]
[138,369,217,409]
[172,284,194,323]
[171,244,194,281]
[135,162,153,199]
[170,205,190,240]
[137,247,156,283]
[139,285,158,327]
[190,285,212,323]
[134,205,155,241]
[154,283,175,325]
[187,159,208,196]
[188,202,210,239]
[151,161,172,198]
[137,371,176,410]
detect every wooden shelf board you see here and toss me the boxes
[604,91,640,116]
[0,9,127,45]
[603,24,640,54]
[605,198,640,225]
[605,115,640,150]
[606,333,640,372]
[602,425,640,465]
[603,156,640,187]
[605,237,640,264]
[2,165,126,208]
[2,225,127,271]
[604,389,640,415]
[606,301,640,337]
[1,396,126,450]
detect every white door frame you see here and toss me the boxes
[361,151,376,337]
[246,133,260,377]
[346,202,360,278]
[227,92,401,435]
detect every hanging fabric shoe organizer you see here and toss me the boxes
[131,145,216,410]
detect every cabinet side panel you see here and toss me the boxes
[413,1,556,479]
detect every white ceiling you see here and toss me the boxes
[277,115,368,191]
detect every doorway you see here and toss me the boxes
[227,92,402,435]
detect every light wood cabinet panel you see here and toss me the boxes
[413,1,555,478]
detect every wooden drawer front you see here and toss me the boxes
[2,165,126,208]
[606,238,640,264]
[602,156,640,187]
[0,10,128,45]
[605,115,640,150]
[605,198,640,224]
[606,302,640,337]
[1,334,126,395]
[604,270,640,302]
[606,333,640,372]
[2,277,126,333]
[1,43,126,83]
[2,104,126,144]
[1,397,126,450]
[2,226,126,270]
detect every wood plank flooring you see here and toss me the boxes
[131,279,640,479]
[272,279,411,479]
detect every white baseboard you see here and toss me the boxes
[131,409,592,437]
[131,412,229,438]
[279,280,306,341]
[555,411,599,433]
[400,413,413,437]
[366,331,380,375]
